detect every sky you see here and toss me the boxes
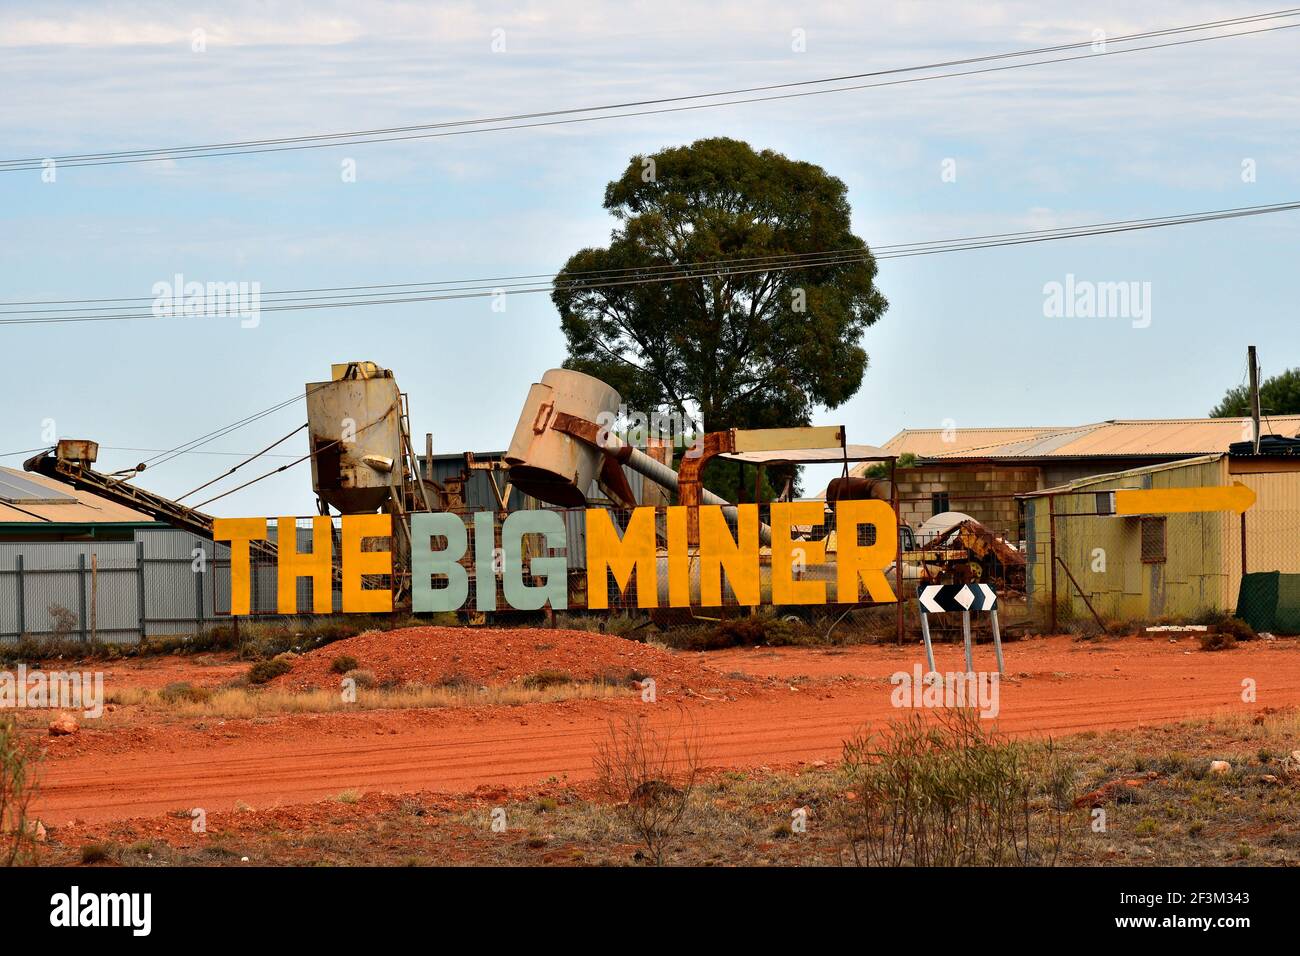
[1,0,1297,515]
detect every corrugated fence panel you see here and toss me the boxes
[0,541,140,640]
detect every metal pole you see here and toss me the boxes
[989,608,1004,675]
[919,607,936,672]
[195,548,205,628]
[1048,494,1058,634]
[1056,555,1106,631]
[15,555,25,637]
[77,552,88,642]
[136,541,147,643]
[90,552,98,643]
[961,609,973,673]
[892,457,903,646]
[1240,510,1248,578]
[1248,345,1261,455]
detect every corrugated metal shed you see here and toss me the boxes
[1020,454,1300,622]
[0,466,161,529]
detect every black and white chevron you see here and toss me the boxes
[918,583,998,613]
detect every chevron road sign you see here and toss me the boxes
[918,584,998,614]
[917,584,1003,674]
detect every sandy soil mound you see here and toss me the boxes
[273,625,735,692]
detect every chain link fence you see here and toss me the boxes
[1022,461,1300,634]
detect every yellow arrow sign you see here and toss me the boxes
[1114,482,1256,516]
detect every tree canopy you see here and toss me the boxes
[553,138,887,494]
[1210,367,1300,418]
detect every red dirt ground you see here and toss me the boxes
[272,625,744,693]
[26,631,1300,826]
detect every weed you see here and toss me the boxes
[247,658,292,685]
[0,718,36,867]
[839,709,1077,867]
[158,682,212,705]
[522,670,573,690]
[79,842,114,865]
[593,715,699,866]
[330,655,359,675]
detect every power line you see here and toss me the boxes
[5,199,1298,311]
[173,423,307,502]
[0,200,1296,326]
[0,444,301,460]
[97,445,301,459]
[0,447,52,460]
[0,249,877,311]
[136,386,325,473]
[2,11,1296,172]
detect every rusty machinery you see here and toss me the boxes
[505,370,859,536]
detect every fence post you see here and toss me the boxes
[77,552,88,642]
[15,554,25,637]
[136,541,147,643]
[90,552,98,643]
[1048,494,1058,634]
[1239,511,1247,578]
[195,546,205,629]
[892,457,903,646]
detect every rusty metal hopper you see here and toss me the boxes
[306,362,404,514]
[505,369,622,507]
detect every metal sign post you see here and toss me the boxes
[917,584,1002,674]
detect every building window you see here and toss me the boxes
[931,492,950,516]
[1140,516,1166,563]
[1096,491,1114,516]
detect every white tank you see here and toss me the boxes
[505,369,622,507]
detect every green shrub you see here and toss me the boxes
[247,658,292,685]
[158,682,212,705]
[1198,630,1236,652]
[330,655,359,675]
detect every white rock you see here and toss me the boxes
[1209,760,1231,775]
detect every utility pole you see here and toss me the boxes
[1248,345,1261,454]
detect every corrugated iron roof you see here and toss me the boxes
[872,416,1300,464]
[881,427,1062,458]
[0,467,156,524]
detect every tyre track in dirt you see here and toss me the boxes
[32,638,1300,824]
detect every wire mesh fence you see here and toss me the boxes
[1024,480,1300,634]
[22,485,1288,645]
